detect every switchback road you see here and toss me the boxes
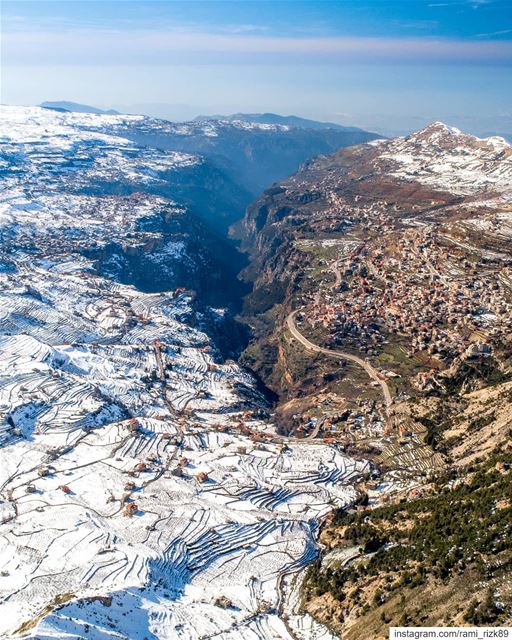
[286,310,392,407]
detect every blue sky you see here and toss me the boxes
[1,0,511,134]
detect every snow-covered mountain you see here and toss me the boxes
[12,104,378,231]
[194,112,366,132]
[242,121,512,293]
[370,121,512,196]
[0,105,370,639]
[0,106,254,237]
[99,110,379,197]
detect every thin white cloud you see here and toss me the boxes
[429,0,497,5]
[3,29,512,66]
[475,29,512,37]
[218,24,270,34]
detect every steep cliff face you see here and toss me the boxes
[112,118,379,198]
[75,157,252,236]
[83,200,248,307]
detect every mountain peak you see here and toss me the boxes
[374,121,512,196]
[423,121,459,132]
[406,121,462,143]
[404,122,510,152]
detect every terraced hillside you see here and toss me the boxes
[0,256,373,639]
[0,105,379,640]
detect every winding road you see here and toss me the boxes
[286,310,392,407]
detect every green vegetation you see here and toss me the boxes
[443,357,512,395]
[305,449,512,623]
[415,399,467,452]
[465,589,505,625]
[468,411,496,433]
[243,280,287,314]
[375,340,424,380]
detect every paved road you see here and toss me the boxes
[287,310,392,407]
[331,260,342,289]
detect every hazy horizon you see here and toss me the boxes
[2,0,512,136]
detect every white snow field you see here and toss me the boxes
[0,106,199,186]
[370,122,512,197]
[0,106,367,639]
[0,260,365,639]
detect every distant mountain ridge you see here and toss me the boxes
[110,115,380,196]
[194,111,365,132]
[40,102,366,133]
[40,100,120,115]
[36,101,380,197]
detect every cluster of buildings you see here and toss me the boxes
[304,227,512,366]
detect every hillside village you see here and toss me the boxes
[301,227,512,381]
[240,122,512,635]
